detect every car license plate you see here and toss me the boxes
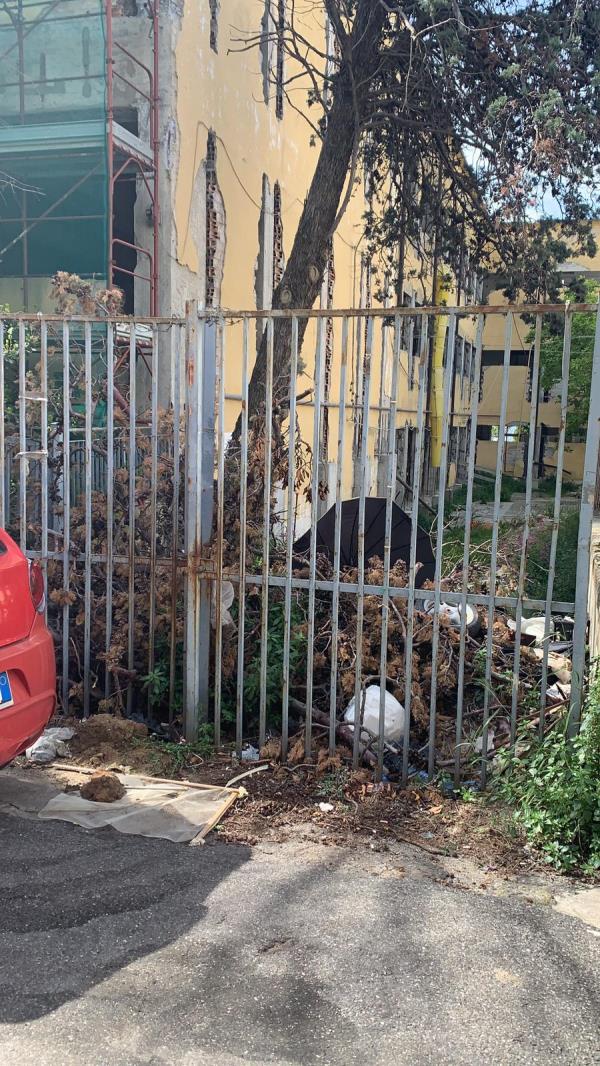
[0,671,14,709]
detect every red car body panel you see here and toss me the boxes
[0,531,56,767]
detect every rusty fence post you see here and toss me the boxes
[183,304,216,740]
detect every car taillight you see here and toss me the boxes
[28,560,45,612]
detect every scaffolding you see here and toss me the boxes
[0,0,159,314]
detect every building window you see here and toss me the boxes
[275,0,285,119]
[209,0,219,53]
[409,299,421,390]
[449,426,459,465]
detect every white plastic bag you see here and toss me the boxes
[344,685,405,745]
[26,727,74,764]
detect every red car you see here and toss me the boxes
[0,529,56,767]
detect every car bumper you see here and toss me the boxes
[0,618,56,767]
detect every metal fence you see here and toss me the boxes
[1,302,599,785]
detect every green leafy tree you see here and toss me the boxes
[226,0,600,492]
[538,280,599,439]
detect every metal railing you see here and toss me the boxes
[1,302,599,784]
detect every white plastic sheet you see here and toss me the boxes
[38,774,242,844]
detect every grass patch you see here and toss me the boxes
[446,474,524,515]
[536,475,578,496]
[441,521,511,576]
[132,726,215,774]
[526,508,579,604]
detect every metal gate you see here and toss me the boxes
[1,302,599,785]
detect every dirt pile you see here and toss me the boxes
[80,769,126,802]
[69,714,148,766]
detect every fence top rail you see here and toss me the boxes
[197,303,599,320]
[0,302,598,325]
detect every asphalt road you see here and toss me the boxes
[0,774,599,1066]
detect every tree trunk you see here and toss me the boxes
[228,0,387,447]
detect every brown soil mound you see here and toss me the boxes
[70,714,148,764]
[80,769,126,803]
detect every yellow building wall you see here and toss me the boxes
[172,0,478,507]
[478,223,600,482]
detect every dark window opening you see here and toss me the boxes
[209,0,219,53]
[272,180,284,290]
[410,301,422,389]
[112,0,138,16]
[476,425,492,441]
[112,173,136,314]
[113,107,139,136]
[275,0,285,119]
[482,348,530,367]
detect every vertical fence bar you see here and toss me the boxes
[236,319,250,754]
[427,312,457,779]
[105,324,115,698]
[510,316,542,744]
[168,323,182,719]
[259,318,275,750]
[18,321,26,552]
[480,311,513,786]
[184,303,202,740]
[40,319,48,621]
[352,316,373,767]
[281,316,299,758]
[376,308,390,495]
[198,321,216,730]
[377,313,402,777]
[328,317,348,757]
[539,308,572,727]
[570,306,600,729]
[127,324,136,716]
[0,321,4,529]
[83,321,93,717]
[402,315,429,785]
[306,317,326,759]
[147,325,159,713]
[454,314,484,786]
[61,322,71,713]
[213,318,226,749]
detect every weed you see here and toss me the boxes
[221,596,308,729]
[318,768,351,801]
[134,726,216,772]
[494,677,600,873]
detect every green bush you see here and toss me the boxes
[526,509,579,604]
[495,680,600,873]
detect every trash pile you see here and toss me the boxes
[221,504,575,782]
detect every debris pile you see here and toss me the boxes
[221,528,574,780]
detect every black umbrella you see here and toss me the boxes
[294,497,434,587]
